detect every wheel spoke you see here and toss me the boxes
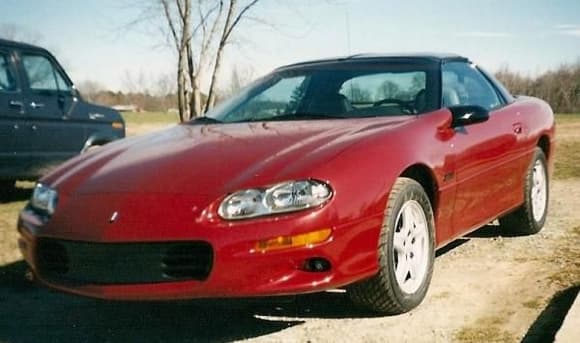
[393,233,406,253]
[402,207,413,237]
[408,258,418,280]
[395,258,409,284]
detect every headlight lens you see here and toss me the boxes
[218,180,332,220]
[30,183,58,216]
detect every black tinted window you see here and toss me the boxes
[340,71,426,114]
[441,62,501,110]
[22,54,70,91]
[0,53,16,91]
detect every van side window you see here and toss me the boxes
[22,54,71,91]
[0,53,16,91]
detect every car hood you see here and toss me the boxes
[50,117,413,197]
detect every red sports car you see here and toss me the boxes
[18,54,555,314]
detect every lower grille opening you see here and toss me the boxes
[162,243,213,279]
[35,239,213,285]
[37,240,69,274]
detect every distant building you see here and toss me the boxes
[112,104,140,112]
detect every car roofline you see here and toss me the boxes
[276,53,470,71]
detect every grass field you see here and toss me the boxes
[120,111,180,137]
[120,111,181,126]
[554,114,580,179]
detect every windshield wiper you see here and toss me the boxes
[187,116,222,125]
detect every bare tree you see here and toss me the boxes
[495,61,580,113]
[220,64,255,100]
[204,0,260,112]
[77,80,105,102]
[136,0,261,121]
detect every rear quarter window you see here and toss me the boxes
[0,53,16,91]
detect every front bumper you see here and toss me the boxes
[18,207,382,300]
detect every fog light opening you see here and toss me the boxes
[303,257,331,272]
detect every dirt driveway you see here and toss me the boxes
[0,178,578,343]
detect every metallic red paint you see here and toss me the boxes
[18,95,555,300]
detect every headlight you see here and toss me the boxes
[218,180,332,220]
[30,183,58,216]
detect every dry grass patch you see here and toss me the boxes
[455,316,515,343]
[554,140,580,179]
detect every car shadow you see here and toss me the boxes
[521,285,579,343]
[435,238,470,257]
[467,223,531,238]
[0,260,385,343]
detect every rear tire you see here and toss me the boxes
[499,148,549,235]
[348,177,435,314]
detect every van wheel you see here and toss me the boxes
[348,178,435,314]
[0,180,15,199]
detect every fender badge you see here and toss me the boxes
[109,211,119,223]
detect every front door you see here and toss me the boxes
[18,51,85,172]
[0,49,27,179]
[442,62,523,234]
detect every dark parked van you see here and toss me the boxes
[0,39,125,192]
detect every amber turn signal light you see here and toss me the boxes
[112,122,124,129]
[256,228,332,253]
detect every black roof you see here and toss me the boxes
[278,53,470,70]
[0,38,46,51]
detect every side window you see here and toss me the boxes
[0,53,16,92]
[441,62,501,110]
[22,54,71,91]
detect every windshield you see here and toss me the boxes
[201,62,438,123]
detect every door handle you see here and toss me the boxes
[30,101,45,109]
[9,100,24,108]
[513,123,523,134]
[89,113,105,120]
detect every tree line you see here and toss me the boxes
[495,61,580,113]
[82,60,580,115]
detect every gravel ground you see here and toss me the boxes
[1,118,578,342]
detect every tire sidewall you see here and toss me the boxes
[382,181,435,309]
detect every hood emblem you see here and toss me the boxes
[109,211,119,223]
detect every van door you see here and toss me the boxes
[19,52,85,169]
[0,49,26,179]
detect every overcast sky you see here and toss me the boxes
[2,0,580,91]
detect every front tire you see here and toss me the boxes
[500,148,549,235]
[348,177,435,314]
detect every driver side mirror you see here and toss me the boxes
[448,105,489,127]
